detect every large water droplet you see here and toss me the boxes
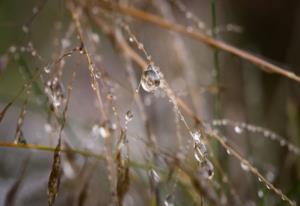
[141,64,160,92]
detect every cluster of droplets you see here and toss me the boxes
[212,119,300,155]
[170,0,243,35]
[44,77,65,109]
[191,131,214,180]
[141,64,161,92]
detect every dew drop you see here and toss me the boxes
[31,50,37,56]
[150,169,160,183]
[185,12,192,19]
[240,161,249,172]
[263,130,270,137]
[91,32,100,43]
[44,66,51,74]
[9,46,17,53]
[137,43,144,50]
[258,190,264,198]
[95,72,101,79]
[125,110,133,122]
[99,120,116,139]
[61,38,71,49]
[141,64,160,92]
[129,37,134,42]
[44,123,53,133]
[22,25,29,33]
[191,131,201,143]
[194,152,202,162]
[164,195,174,206]
[266,171,275,182]
[32,7,38,14]
[280,139,286,146]
[234,125,243,134]
[198,159,214,180]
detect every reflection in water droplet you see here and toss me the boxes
[141,64,160,92]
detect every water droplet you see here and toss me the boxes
[44,66,51,74]
[198,159,214,180]
[194,142,207,160]
[185,12,192,19]
[258,190,264,198]
[32,7,38,14]
[164,195,174,206]
[263,130,270,137]
[129,37,134,42]
[226,149,231,155]
[125,110,133,122]
[280,139,286,146]
[266,171,275,182]
[141,64,160,92]
[44,123,53,133]
[9,46,17,53]
[91,32,100,43]
[61,38,71,49]
[150,169,160,183]
[95,72,101,79]
[45,78,65,109]
[31,50,36,56]
[137,43,144,50]
[198,22,205,29]
[14,138,27,145]
[240,161,249,172]
[99,120,116,138]
[191,131,201,142]
[234,125,243,134]
[22,25,29,33]
[194,151,202,162]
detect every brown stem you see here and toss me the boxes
[99,1,300,84]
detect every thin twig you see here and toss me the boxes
[99,1,300,84]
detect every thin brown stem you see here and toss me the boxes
[99,1,300,84]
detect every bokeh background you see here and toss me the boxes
[0,0,300,205]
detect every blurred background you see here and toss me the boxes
[0,0,300,205]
